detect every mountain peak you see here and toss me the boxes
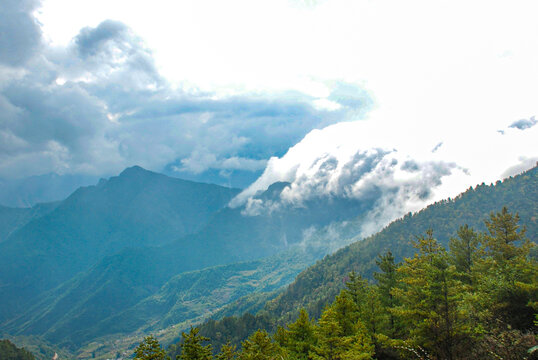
[119,165,154,178]
[255,181,291,201]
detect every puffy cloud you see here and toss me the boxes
[0,7,370,186]
[232,116,537,235]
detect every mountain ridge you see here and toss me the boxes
[0,166,241,322]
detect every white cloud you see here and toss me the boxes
[232,117,537,229]
[10,0,538,193]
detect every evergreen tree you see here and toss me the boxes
[362,286,383,348]
[343,271,367,315]
[239,330,282,360]
[311,306,348,360]
[134,336,170,360]
[341,322,374,360]
[331,292,359,336]
[483,207,529,263]
[275,309,315,360]
[216,342,237,360]
[449,225,480,283]
[474,207,537,331]
[179,327,213,360]
[373,251,400,336]
[393,230,468,360]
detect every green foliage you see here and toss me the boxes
[179,328,213,360]
[373,251,400,337]
[310,306,373,360]
[0,339,35,360]
[449,224,480,284]
[393,230,470,359]
[274,309,315,360]
[166,206,536,360]
[473,207,537,331]
[239,330,282,360]
[134,336,170,360]
[216,342,237,360]
[188,167,537,357]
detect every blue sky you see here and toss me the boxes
[1,0,537,199]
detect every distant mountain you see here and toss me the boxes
[0,173,98,208]
[0,166,240,322]
[196,166,538,350]
[1,168,376,355]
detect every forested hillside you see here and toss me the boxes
[0,339,35,360]
[194,166,537,353]
[1,166,372,358]
[160,206,536,359]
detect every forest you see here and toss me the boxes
[133,207,537,360]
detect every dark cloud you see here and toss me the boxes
[0,0,42,66]
[509,116,537,130]
[0,14,370,185]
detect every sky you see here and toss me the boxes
[0,0,537,215]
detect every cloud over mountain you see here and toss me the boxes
[0,3,369,186]
[232,116,537,236]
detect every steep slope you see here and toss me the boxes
[0,166,240,322]
[4,192,366,351]
[196,166,538,348]
[265,166,537,322]
[3,175,375,352]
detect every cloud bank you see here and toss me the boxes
[0,3,369,187]
[232,116,537,237]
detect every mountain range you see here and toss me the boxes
[1,165,535,359]
[196,165,538,351]
[0,165,374,358]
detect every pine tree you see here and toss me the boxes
[331,292,360,336]
[343,271,368,314]
[449,225,480,283]
[393,230,468,360]
[483,207,528,263]
[134,336,170,360]
[474,207,537,331]
[373,251,400,336]
[311,305,374,360]
[216,342,237,360]
[179,327,213,360]
[239,330,282,360]
[311,306,349,360]
[341,321,374,360]
[275,308,315,360]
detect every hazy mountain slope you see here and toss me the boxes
[0,166,240,322]
[3,177,373,353]
[0,202,58,243]
[196,166,537,348]
[264,166,537,323]
[5,201,364,351]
